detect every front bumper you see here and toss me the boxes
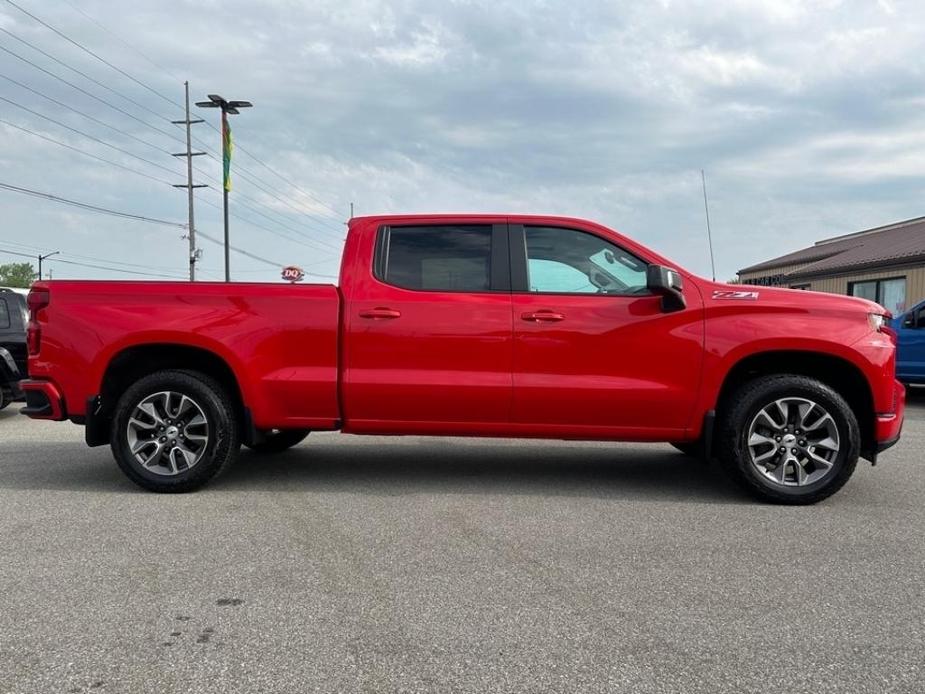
[20,379,66,420]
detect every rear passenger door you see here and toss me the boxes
[343,223,514,430]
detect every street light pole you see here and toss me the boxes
[195,94,252,282]
[37,250,59,280]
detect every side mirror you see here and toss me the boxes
[647,265,686,312]
[903,313,915,329]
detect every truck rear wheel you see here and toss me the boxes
[110,370,240,493]
[245,429,310,454]
[716,375,859,504]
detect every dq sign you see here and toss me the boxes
[281,266,305,283]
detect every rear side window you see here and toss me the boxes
[0,299,9,329]
[376,225,493,292]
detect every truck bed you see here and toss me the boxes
[28,280,341,429]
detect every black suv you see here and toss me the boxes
[0,288,28,410]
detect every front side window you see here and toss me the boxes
[0,299,9,329]
[378,225,493,292]
[524,226,648,295]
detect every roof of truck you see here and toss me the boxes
[350,213,600,225]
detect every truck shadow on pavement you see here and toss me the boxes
[226,439,746,503]
[0,430,746,503]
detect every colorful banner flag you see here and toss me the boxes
[222,110,234,191]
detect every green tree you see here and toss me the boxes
[0,262,37,288]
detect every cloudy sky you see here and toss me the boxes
[1,0,924,283]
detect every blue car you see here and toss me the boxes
[893,300,925,385]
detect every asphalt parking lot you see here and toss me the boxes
[1,391,924,694]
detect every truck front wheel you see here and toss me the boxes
[716,375,859,504]
[110,370,240,493]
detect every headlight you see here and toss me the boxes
[868,313,886,332]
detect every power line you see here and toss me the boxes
[196,231,336,279]
[0,70,170,154]
[4,6,345,234]
[0,205,335,280]
[0,40,186,147]
[0,118,175,186]
[0,246,186,279]
[0,181,186,228]
[50,256,187,278]
[0,123,334,274]
[4,0,343,270]
[182,160,343,256]
[0,94,180,178]
[2,0,184,114]
[0,238,193,274]
[27,0,343,226]
[184,156,344,253]
[57,0,183,82]
[197,183,344,253]
[3,33,343,242]
[0,25,177,127]
[197,150,347,236]
[197,123,344,220]
[197,196,339,257]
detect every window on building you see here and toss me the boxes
[848,277,907,314]
[377,225,493,292]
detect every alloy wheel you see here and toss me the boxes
[746,397,840,487]
[126,391,210,476]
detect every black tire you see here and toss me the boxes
[245,429,310,454]
[110,369,240,493]
[0,387,9,411]
[716,374,859,505]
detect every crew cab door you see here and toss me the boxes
[509,224,703,437]
[342,222,513,431]
[895,302,925,382]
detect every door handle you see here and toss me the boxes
[521,310,565,322]
[359,307,402,320]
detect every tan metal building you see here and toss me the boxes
[737,216,925,316]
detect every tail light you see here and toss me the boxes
[26,286,50,356]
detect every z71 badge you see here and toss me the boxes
[713,290,760,300]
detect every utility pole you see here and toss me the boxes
[195,94,252,282]
[37,250,59,280]
[172,82,207,281]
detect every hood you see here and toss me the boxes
[703,281,888,317]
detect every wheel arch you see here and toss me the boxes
[89,343,248,446]
[713,350,875,456]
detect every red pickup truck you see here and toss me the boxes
[22,214,905,503]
